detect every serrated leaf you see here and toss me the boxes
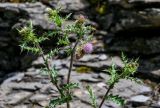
[50,66,58,80]
[19,45,40,54]
[57,36,70,46]
[125,76,143,84]
[107,63,119,85]
[40,67,48,75]
[65,48,72,56]
[120,52,139,78]
[49,95,72,108]
[36,36,48,43]
[106,94,125,106]
[121,52,128,64]
[47,48,59,59]
[65,13,72,20]
[62,83,79,91]
[48,9,63,27]
[86,86,97,108]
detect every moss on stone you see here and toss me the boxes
[75,66,92,73]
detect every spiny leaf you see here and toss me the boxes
[47,48,59,59]
[86,86,97,108]
[18,21,38,44]
[36,37,48,43]
[50,66,58,79]
[65,48,72,56]
[62,83,79,91]
[49,95,72,108]
[125,76,143,84]
[19,45,40,54]
[107,63,119,85]
[65,13,72,20]
[106,94,125,106]
[57,36,70,46]
[19,42,27,53]
[121,52,129,64]
[48,9,63,27]
[40,67,48,75]
[43,30,61,38]
[120,52,139,78]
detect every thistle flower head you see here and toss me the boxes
[83,43,93,54]
[76,15,85,26]
[78,15,85,23]
[75,46,83,59]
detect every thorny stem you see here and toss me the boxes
[66,40,79,108]
[98,84,114,108]
[36,43,64,96]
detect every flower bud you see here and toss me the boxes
[75,47,85,59]
[76,15,85,25]
[76,51,85,59]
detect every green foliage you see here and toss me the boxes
[86,86,97,108]
[46,48,59,59]
[19,42,40,54]
[105,53,139,87]
[49,95,72,108]
[40,67,48,75]
[57,36,70,46]
[106,94,125,106]
[19,8,93,108]
[125,76,142,84]
[98,53,139,107]
[121,52,139,77]
[62,83,79,91]
[107,63,119,85]
[65,48,72,56]
[87,53,139,108]
[41,66,58,80]
[48,8,64,27]
[18,21,36,43]
[18,7,140,108]
[48,83,78,108]
[50,66,58,81]
[49,10,71,28]
[18,21,48,54]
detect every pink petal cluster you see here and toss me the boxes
[83,43,93,54]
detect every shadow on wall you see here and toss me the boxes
[86,0,160,82]
[0,3,56,79]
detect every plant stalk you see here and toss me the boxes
[66,40,79,108]
[36,43,63,96]
[98,84,114,108]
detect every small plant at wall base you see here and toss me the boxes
[18,8,140,108]
[87,53,140,108]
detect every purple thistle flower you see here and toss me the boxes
[83,43,93,54]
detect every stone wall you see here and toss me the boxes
[0,0,89,71]
[0,2,56,73]
[92,0,160,55]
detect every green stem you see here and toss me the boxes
[66,40,79,108]
[36,43,64,96]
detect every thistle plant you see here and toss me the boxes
[18,7,140,108]
[18,8,94,108]
[87,53,140,108]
